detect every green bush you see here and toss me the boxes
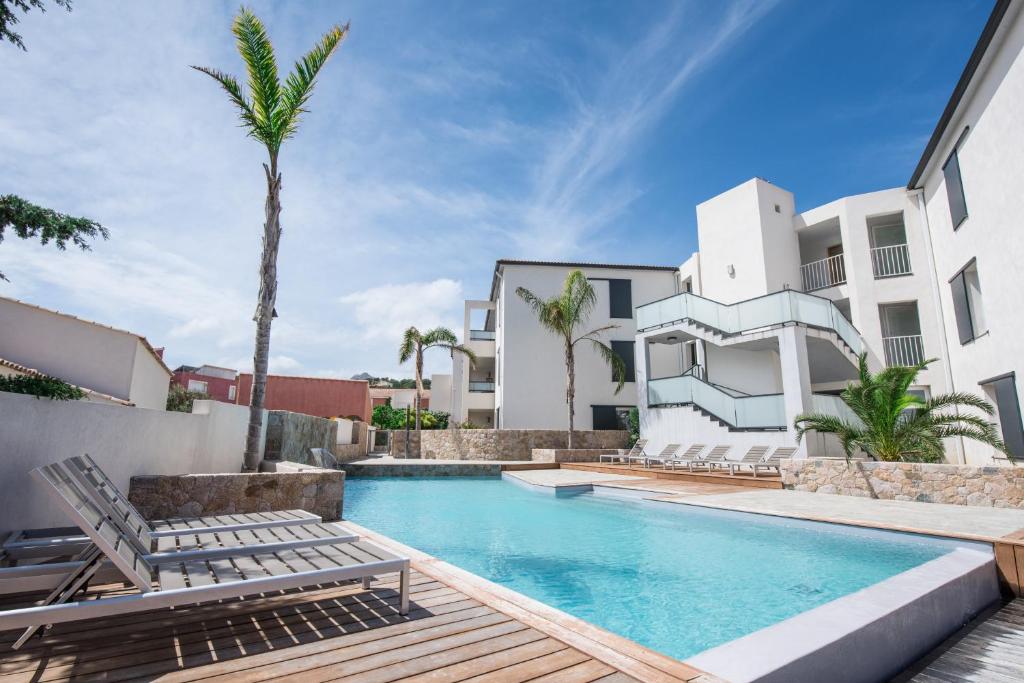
[627,407,640,446]
[166,384,210,412]
[0,373,85,400]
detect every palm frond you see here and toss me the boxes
[398,327,419,364]
[589,339,627,393]
[926,391,996,415]
[232,7,282,150]
[190,65,267,140]
[516,287,565,337]
[421,326,459,347]
[572,323,619,345]
[440,343,478,368]
[280,22,349,141]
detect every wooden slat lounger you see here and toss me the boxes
[0,463,409,650]
[752,446,797,476]
[723,446,771,476]
[599,438,647,464]
[644,444,681,468]
[686,445,731,471]
[666,444,707,470]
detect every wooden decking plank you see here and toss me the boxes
[394,637,569,683]
[334,627,548,683]
[459,647,592,682]
[528,658,618,682]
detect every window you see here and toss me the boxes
[943,146,968,228]
[982,374,1024,460]
[610,340,635,383]
[187,379,208,393]
[681,277,692,293]
[228,385,237,401]
[592,405,632,430]
[608,279,632,318]
[949,259,986,345]
[879,302,923,366]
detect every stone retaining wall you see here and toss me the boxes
[781,458,1024,508]
[129,467,345,522]
[409,429,628,461]
[265,410,338,465]
[531,448,621,463]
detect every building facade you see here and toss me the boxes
[171,364,239,403]
[235,373,372,422]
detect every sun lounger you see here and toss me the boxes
[751,446,797,476]
[687,445,731,471]
[643,444,681,468]
[0,463,409,649]
[599,438,648,464]
[723,446,770,476]
[666,444,707,470]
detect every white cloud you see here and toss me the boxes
[339,278,464,344]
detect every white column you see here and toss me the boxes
[634,334,652,438]
[778,326,814,458]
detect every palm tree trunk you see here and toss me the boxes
[243,153,282,471]
[414,348,423,432]
[566,341,575,450]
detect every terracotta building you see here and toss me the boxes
[171,365,239,404]
[236,373,372,422]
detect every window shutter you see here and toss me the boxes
[608,279,632,318]
[592,405,618,430]
[992,377,1024,460]
[943,150,968,228]
[950,272,974,344]
[611,341,636,382]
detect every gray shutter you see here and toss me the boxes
[992,376,1024,460]
[950,272,974,344]
[943,150,968,227]
[592,405,618,430]
[608,279,632,318]
[611,341,636,382]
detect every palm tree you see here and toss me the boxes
[516,270,627,449]
[794,353,1005,462]
[399,327,477,431]
[194,8,348,471]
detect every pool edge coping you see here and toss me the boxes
[343,520,716,683]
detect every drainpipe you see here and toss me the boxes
[911,188,964,464]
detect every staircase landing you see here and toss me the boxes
[561,462,784,489]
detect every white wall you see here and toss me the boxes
[0,394,261,533]
[430,373,452,413]
[496,264,678,429]
[917,2,1024,464]
[128,339,172,409]
[704,344,783,395]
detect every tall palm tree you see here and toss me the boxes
[399,327,477,431]
[194,8,348,471]
[794,353,1005,462]
[516,270,627,449]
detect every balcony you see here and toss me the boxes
[883,335,925,367]
[871,244,912,278]
[800,254,846,292]
[469,329,495,341]
[469,381,495,393]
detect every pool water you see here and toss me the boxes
[344,476,950,660]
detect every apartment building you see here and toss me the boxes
[437,260,680,430]
[171,364,239,403]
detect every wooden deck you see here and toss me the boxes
[0,562,710,682]
[562,462,784,489]
[895,599,1024,682]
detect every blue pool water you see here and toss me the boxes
[344,476,950,659]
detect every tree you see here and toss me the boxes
[516,270,626,449]
[1,0,70,50]
[0,195,108,281]
[794,353,1005,462]
[399,327,476,431]
[0,372,84,400]
[166,384,210,413]
[194,7,348,471]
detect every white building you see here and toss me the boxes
[438,260,679,430]
[0,296,171,410]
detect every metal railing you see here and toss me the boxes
[636,289,863,356]
[468,381,495,392]
[871,244,912,278]
[883,335,924,367]
[800,253,847,291]
[648,374,785,428]
[469,329,495,341]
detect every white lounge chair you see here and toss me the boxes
[666,444,707,470]
[0,463,409,650]
[687,445,731,471]
[599,438,648,464]
[752,446,797,476]
[644,444,681,468]
[723,445,771,476]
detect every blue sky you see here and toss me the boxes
[0,0,992,379]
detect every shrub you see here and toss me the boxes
[166,384,210,412]
[0,373,85,400]
[627,407,640,446]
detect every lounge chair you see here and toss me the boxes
[0,463,409,650]
[3,455,352,562]
[752,446,797,476]
[687,445,731,471]
[723,445,770,476]
[666,444,707,470]
[599,438,648,464]
[644,444,681,468]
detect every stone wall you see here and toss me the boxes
[531,448,622,463]
[781,459,1024,509]
[129,467,345,522]
[411,430,629,461]
[265,410,338,465]
[389,430,422,458]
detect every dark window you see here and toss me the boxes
[681,278,693,293]
[989,375,1024,460]
[608,279,632,318]
[949,260,985,345]
[943,148,968,228]
[592,405,630,430]
[611,340,635,383]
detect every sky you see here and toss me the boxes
[0,0,994,380]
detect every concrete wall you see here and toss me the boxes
[918,2,1024,465]
[129,465,344,522]
[264,410,338,465]
[496,264,678,430]
[429,374,452,413]
[0,297,170,409]
[0,394,262,534]
[782,459,1024,508]
[411,429,629,461]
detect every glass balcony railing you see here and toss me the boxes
[469,329,495,341]
[468,381,495,392]
[647,375,786,428]
[636,289,863,356]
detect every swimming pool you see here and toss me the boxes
[344,476,956,661]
